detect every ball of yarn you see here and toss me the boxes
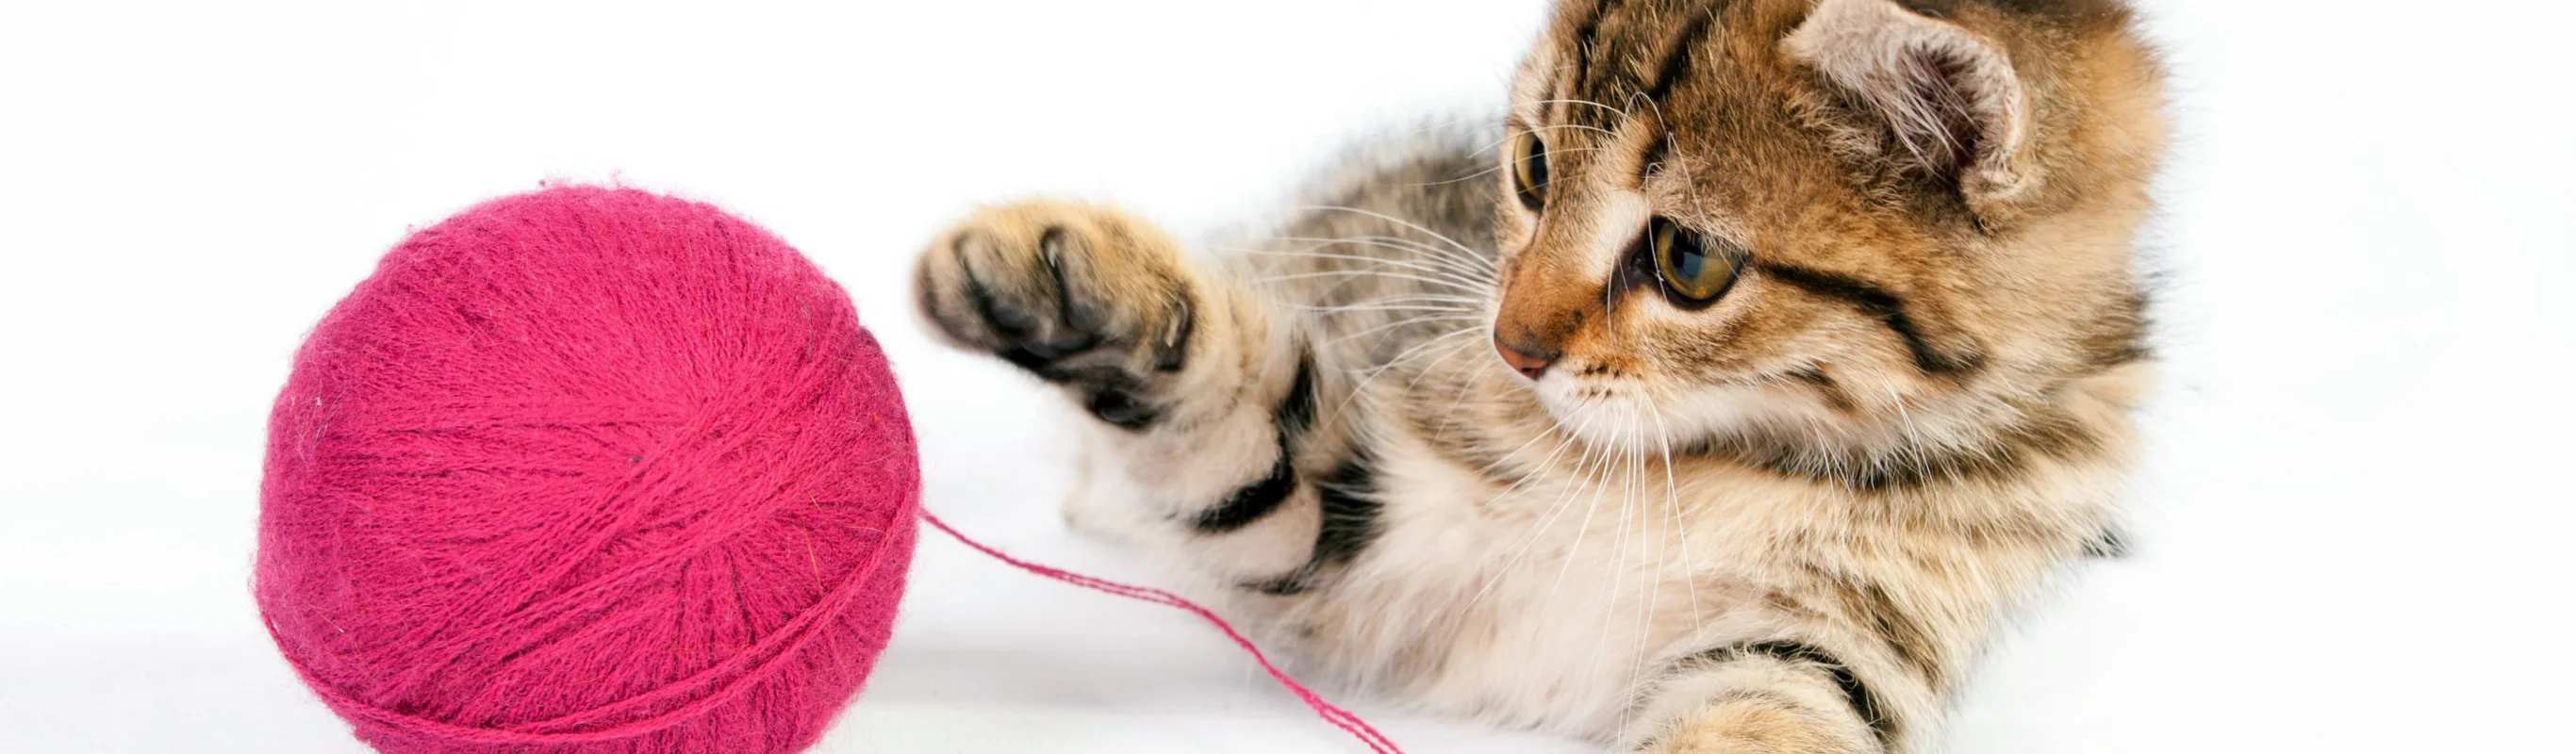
[256,185,918,753]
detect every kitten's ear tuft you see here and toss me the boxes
[1788,0,2032,213]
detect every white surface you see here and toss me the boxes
[1,1,2569,752]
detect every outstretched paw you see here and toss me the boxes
[915,199,1198,428]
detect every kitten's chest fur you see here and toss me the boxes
[1318,421,1775,734]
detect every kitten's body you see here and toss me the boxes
[915,1,2165,750]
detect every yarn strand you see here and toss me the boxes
[920,511,1406,754]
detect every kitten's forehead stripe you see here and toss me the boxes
[1632,4,1720,185]
[1556,1,1737,128]
[1559,0,1626,126]
[1642,5,1722,104]
[1543,0,1734,187]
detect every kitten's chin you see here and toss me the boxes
[1529,376,1801,455]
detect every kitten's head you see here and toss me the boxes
[1492,0,2166,468]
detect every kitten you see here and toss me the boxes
[912,0,2167,750]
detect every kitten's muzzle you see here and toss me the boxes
[1494,252,1586,381]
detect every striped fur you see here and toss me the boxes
[911,0,2167,750]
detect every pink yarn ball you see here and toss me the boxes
[257,186,918,753]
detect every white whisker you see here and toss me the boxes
[1328,326,1489,421]
[1288,233,1499,274]
[1235,244,1494,290]
[1252,270,1485,294]
[1244,238,1497,284]
[1322,313,1488,350]
[1532,97,1627,118]
[1544,408,1627,613]
[1291,205,1494,271]
[1465,414,1605,610]
[1643,385,1703,635]
[1246,236,1495,274]
[1296,296,1488,314]
[1298,303,1483,318]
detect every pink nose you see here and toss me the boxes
[1494,335,1557,380]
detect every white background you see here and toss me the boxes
[3,1,2570,752]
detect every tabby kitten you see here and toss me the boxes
[912,0,2167,750]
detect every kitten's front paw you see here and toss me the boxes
[915,199,1197,428]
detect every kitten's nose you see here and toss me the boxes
[1494,334,1559,380]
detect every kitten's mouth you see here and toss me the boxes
[1530,371,1800,455]
[1527,372,1673,453]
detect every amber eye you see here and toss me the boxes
[1511,129,1549,211]
[1650,217,1742,303]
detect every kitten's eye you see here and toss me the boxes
[1511,129,1549,212]
[1650,217,1742,303]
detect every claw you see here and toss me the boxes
[1153,297,1192,372]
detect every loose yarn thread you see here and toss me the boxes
[921,512,1405,754]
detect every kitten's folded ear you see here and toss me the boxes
[1787,0,2033,220]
